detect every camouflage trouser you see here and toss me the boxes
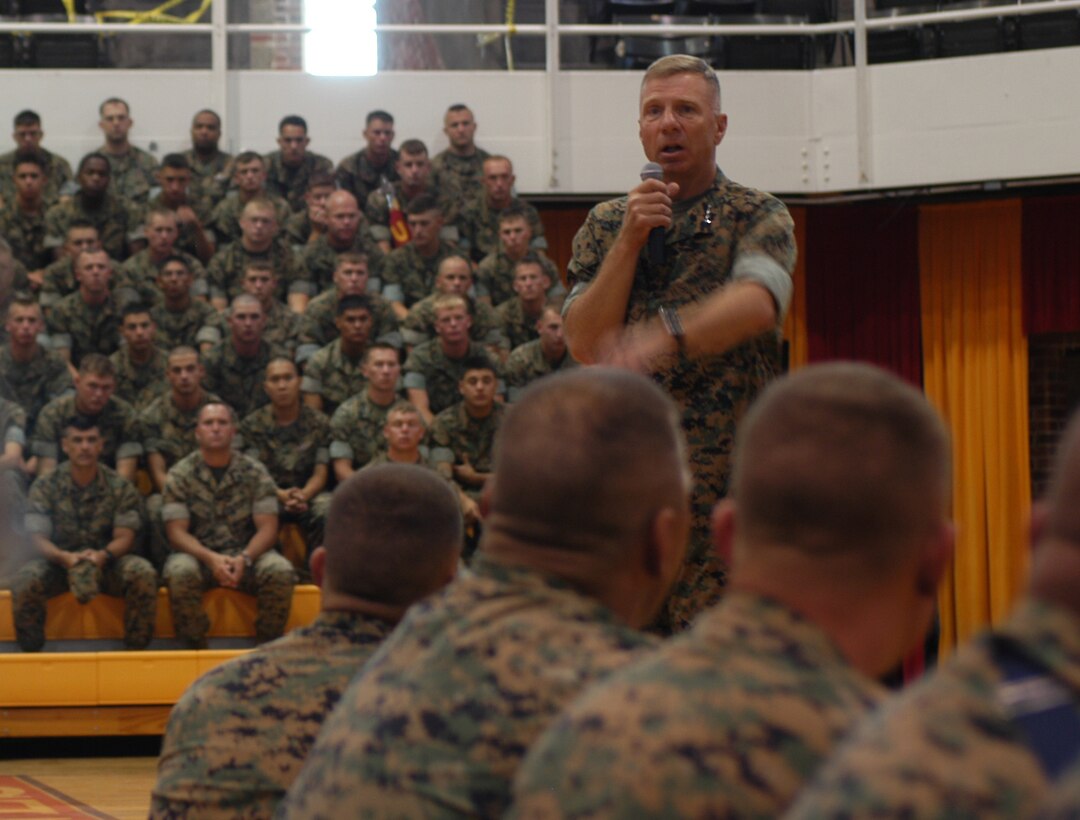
[286,491,331,558]
[162,550,296,647]
[11,555,158,652]
[144,494,170,573]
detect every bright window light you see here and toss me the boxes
[304,0,377,76]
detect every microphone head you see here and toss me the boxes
[640,162,664,182]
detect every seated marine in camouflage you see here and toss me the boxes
[201,294,286,420]
[0,295,72,435]
[379,194,461,320]
[301,294,374,417]
[240,359,331,561]
[115,207,207,307]
[283,172,333,248]
[279,368,688,818]
[96,97,158,206]
[0,109,74,210]
[300,189,384,293]
[403,293,504,425]
[361,401,433,472]
[329,343,405,482]
[496,253,552,353]
[334,109,398,206]
[151,464,461,818]
[263,115,334,214]
[38,220,107,314]
[183,109,232,209]
[150,255,220,353]
[227,260,302,359]
[401,254,506,357]
[475,206,562,307]
[206,152,290,248]
[0,152,51,277]
[456,155,546,263]
[46,248,122,369]
[505,301,578,402]
[296,252,399,364]
[147,153,216,265]
[109,303,168,411]
[11,415,156,652]
[364,140,451,255]
[32,353,141,482]
[162,402,295,649]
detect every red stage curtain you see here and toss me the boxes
[1022,194,1080,335]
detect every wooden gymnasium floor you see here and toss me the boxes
[0,738,159,819]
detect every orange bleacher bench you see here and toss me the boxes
[0,586,321,737]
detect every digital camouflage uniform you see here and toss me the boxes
[12,462,155,652]
[279,555,656,819]
[150,610,395,819]
[402,292,507,353]
[98,145,158,204]
[283,209,314,248]
[457,194,546,262]
[567,169,796,631]
[0,344,73,430]
[429,401,504,502]
[504,339,578,402]
[109,346,169,411]
[115,247,207,307]
[206,239,308,304]
[0,396,27,452]
[431,148,489,206]
[300,338,368,416]
[0,203,50,271]
[511,590,886,819]
[201,339,284,419]
[0,147,74,207]
[380,239,461,309]
[161,450,294,645]
[403,339,502,416]
[1038,758,1080,819]
[364,182,456,246]
[38,255,103,314]
[207,192,291,247]
[181,148,232,206]
[218,300,301,359]
[45,291,122,364]
[262,150,334,213]
[300,232,385,294]
[476,248,562,307]
[151,299,221,350]
[296,286,401,362]
[335,147,399,206]
[496,297,544,352]
[43,191,143,262]
[240,403,331,552]
[787,598,1080,820]
[31,394,142,470]
[328,391,401,472]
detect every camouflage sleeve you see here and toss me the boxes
[365,189,390,237]
[45,301,73,352]
[43,203,67,249]
[328,404,356,461]
[45,358,74,401]
[25,475,54,537]
[428,415,454,469]
[249,459,280,516]
[206,252,228,301]
[299,355,324,396]
[117,403,144,461]
[161,467,191,522]
[126,201,146,246]
[401,349,427,392]
[731,194,797,323]
[563,204,614,318]
[30,405,60,460]
[284,247,316,297]
[113,477,144,534]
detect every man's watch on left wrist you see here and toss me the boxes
[240,553,253,569]
[658,305,687,358]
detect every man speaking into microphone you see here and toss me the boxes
[563,54,796,634]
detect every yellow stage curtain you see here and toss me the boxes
[782,206,808,371]
[919,200,1031,654]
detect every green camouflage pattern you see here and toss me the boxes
[429,401,504,501]
[118,242,208,306]
[403,339,500,416]
[335,147,399,205]
[364,182,457,244]
[0,345,73,427]
[139,390,225,471]
[39,256,88,313]
[297,287,401,358]
[151,299,221,350]
[31,393,142,467]
[239,403,329,491]
[262,150,334,213]
[207,192,291,247]
[283,209,313,247]
[0,204,50,270]
[496,297,544,352]
[278,555,656,819]
[457,194,545,262]
[98,145,158,204]
[402,292,507,351]
[300,338,368,416]
[206,238,307,302]
[45,291,122,364]
[201,339,285,419]
[476,249,561,307]
[787,599,1080,820]
[504,339,578,402]
[0,396,27,448]
[13,462,153,651]
[430,147,489,205]
[300,232,385,293]
[511,591,885,819]
[0,147,74,207]
[328,391,400,470]
[181,148,232,206]
[380,239,461,309]
[219,300,301,359]
[43,191,143,262]
[150,610,395,818]
[108,346,169,411]
[568,170,795,632]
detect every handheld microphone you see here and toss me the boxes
[640,162,666,266]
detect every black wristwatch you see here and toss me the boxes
[658,305,687,357]
[241,553,253,569]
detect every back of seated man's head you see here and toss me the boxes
[485,367,690,581]
[323,465,462,608]
[731,361,951,574]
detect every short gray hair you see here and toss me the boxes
[642,55,722,113]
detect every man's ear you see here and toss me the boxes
[916,522,955,598]
[309,546,327,589]
[646,505,689,581]
[712,499,737,568]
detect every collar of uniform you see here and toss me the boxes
[666,166,727,246]
[997,598,1080,697]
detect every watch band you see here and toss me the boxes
[658,305,687,357]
